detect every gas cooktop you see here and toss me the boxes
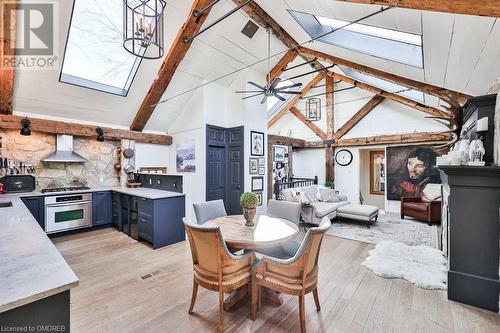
[41,186,91,194]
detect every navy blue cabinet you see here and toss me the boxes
[21,196,44,230]
[111,192,121,231]
[92,191,112,226]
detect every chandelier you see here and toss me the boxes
[123,0,166,59]
[306,97,321,122]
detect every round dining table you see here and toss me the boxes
[207,214,300,250]
[206,214,300,311]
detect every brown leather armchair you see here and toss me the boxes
[401,197,442,224]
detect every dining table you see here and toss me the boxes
[206,214,300,311]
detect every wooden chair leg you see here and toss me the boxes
[188,279,198,314]
[257,285,262,312]
[219,290,224,333]
[251,279,258,321]
[299,295,306,333]
[312,287,321,311]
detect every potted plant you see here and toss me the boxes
[324,180,333,189]
[240,192,258,226]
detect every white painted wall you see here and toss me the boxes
[292,149,326,186]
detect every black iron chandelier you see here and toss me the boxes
[123,0,166,59]
[306,97,321,121]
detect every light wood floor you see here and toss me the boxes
[52,228,500,333]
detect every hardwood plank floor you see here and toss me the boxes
[52,228,500,333]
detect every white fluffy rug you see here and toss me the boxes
[362,241,447,290]
[326,214,438,247]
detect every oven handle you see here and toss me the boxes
[46,200,91,208]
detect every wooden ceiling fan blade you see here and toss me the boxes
[248,81,266,90]
[241,92,265,99]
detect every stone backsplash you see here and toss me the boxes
[0,129,120,189]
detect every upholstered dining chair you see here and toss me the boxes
[183,218,255,333]
[251,217,331,333]
[257,199,303,259]
[193,199,227,225]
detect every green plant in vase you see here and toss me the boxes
[240,192,258,226]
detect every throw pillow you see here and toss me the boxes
[301,186,319,203]
[319,188,340,202]
[423,183,442,201]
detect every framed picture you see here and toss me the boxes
[250,131,264,156]
[258,157,265,166]
[254,192,263,206]
[258,166,265,175]
[251,176,264,191]
[176,139,196,172]
[249,157,258,175]
[273,145,286,162]
[275,162,284,169]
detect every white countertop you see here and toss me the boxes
[0,195,79,313]
[0,186,184,313]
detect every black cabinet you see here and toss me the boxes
[111,192,121,230]
[92,191,112,226]
[21,196,44,230]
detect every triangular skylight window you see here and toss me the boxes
[289,10,423,68]
[60,0,144,96]
[267,79,300,118]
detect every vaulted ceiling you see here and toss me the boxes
[11,0,500,133]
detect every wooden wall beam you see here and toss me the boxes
[268,134,305,148]
[268,74,324,128]
[0,115,172,144]
[333,95,385,139]
[289,107,327,140]
[335,132,450,147]
[329,71,444,118]
[0,1,17,115]
[268,50,298,83]
[299,47,470,105]
[335,1,500,18]
[130,0,214,131]
[325,76,334,181]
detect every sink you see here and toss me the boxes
[0,201,13,208]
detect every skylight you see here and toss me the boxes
[60,0,144,96]
[289,10,424,68]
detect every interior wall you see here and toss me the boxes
[359,149,385,210]
[292,149,326,186]
[135,143,170,170]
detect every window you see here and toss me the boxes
[339,67,424,102]
[289,10,423,68]
[267,80,300,118]
[60,0,144,96]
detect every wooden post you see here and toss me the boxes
[0,1,17,114]
[325,76,334,184]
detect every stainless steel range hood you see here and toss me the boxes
[42,135,88,163]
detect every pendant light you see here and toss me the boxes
[96,127,105,142]
[306,98,321,122]
[123,0,167,59]
[20,117,31,136]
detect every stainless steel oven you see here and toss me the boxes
[45,193,92,234]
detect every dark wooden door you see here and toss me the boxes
[206,125,244,214]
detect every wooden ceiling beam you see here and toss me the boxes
[329,71,445,118]
[0,1,17,115]
[268,50,298,83]
[299,47,470,106]
[130,0,215,131]
[334,132,450,147]
[267,74,324,128]
[333,95,385,140]
[335,1,500,18]
[289,107,327,140]
[0,115,172,145]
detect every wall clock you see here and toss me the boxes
[335,149,353,166]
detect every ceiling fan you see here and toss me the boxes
[235,29,302,104]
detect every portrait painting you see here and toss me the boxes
[386,146,441,200]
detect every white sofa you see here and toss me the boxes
[281,185,350,225]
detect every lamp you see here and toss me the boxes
[96,127,105,142]
[123,0,166,59]
[306,97,321,122]
[20,117,31,136]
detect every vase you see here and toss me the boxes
[243,207,256,226]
